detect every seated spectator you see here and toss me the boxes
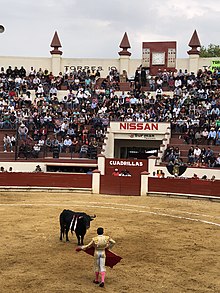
[8,167,13,172]
[95,126,104,142]
[213,153,220,167]
[199,147,206,165]
[33,143,41,158]
[18,141,32,159]
[187,146,195,165]
[10,135,16,148]
[38,138,45,148]
[205,147,215,167]
[3,134,13,152]
[187,128,196,145]
[67,126,75,139]
[167,147,176,163]
[79,142,89,158]
[163,146,173,162]
[63,136,73,153]
[173,146,180,159]
[194,145,201,164]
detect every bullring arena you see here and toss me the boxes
[1,29,220,293]
[1,191,220,293]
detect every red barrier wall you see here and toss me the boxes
[100,175,140,196]
[149,177,220,197]
[0,173,92,188]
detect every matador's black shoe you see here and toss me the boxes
[99,282,105,287]
[93,280,99,284]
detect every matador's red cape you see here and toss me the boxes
[77,247,122,268]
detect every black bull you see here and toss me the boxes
[59,209,96,245]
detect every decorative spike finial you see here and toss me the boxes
[187,30,201,55]
[118,32,131,56]
[50,31,62,55]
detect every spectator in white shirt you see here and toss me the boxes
[63,136,73,153]
[194,145,201,162]
[3,134,13,152]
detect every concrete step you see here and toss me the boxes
[0,151,15,160]
[169,137,185,144]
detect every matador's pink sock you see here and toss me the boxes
[95,272,99,281]
[100,272,106,283]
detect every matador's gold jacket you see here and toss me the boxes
[81,235,116,258]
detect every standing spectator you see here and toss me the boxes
[39,125,48,139]
[112,168,120,176]
[60,120,69,138]
[201,128,209,144]
[72,137,79,153]
[207,127,216,145]
[215,128,220,145]
[18,123,28,141]
[194,130,202,145]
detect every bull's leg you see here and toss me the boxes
[66,228,70,242]
[60,224,65,241]
[76,234,81,245]
[81,233,85,245]
[60,228,63,241]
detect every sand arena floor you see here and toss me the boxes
[0,191,219,293]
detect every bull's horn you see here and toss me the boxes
[90,214,96,219]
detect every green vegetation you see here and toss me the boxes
[200,44,220,57]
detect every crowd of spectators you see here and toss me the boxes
[0,64,220,166]
[0,65,117,159]
[164,144,220,168]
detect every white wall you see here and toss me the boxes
[0,55,217,78]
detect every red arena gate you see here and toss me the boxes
[100,174,140,196]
